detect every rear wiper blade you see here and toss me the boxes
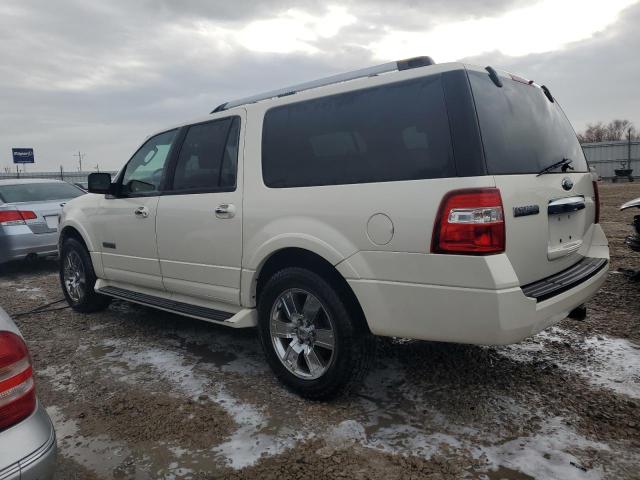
[537,157,574,176]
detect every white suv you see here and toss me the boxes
[58,57,609,398]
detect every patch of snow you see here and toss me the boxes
[361,414,607,480]
[480,417,609,480]
[38,364,78,394]
[579,335,640,398]
[368,425,464,459]
[15,286,46,299]
[498,327,640,399]
[99,338,302,469]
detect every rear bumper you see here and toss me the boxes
[0,228,59,264]
[0,403,57,480]
[348,259,608,345]
[343,223,609,345]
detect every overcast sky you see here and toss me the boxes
[1,0,638,172]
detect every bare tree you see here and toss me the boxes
[577,122,607,143]
[606,119,634,141]
[577,119,638,143]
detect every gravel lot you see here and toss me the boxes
[1,183,639,480]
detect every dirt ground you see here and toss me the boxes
[1,183,639,480]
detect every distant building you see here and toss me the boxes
[582,140,640,180]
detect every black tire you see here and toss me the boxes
[59,237,111,313]
[257,267,373,400]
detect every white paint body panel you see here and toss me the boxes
[95,196,164,290]
[59,61,610,345]
[156,111,246,305]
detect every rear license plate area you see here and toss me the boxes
[547,211,584,259]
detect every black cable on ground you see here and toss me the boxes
[11,299,69,319]
[13,305,70,318]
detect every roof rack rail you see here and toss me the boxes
[211,56,435,113]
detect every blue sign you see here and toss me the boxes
[12,148,35,164]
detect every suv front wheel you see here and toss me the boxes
[257,267,372,399]
[60,237,111,313]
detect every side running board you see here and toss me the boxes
[97,286,234,322]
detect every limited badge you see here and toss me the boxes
[513,205,540,217]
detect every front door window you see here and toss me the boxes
[121,129,177,195]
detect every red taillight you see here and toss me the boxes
[592,181,600,224]
[431,188,505,255]
[0,210,37,226]
[0,332,36,431]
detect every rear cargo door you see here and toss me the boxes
[467,66,597,285]
[494,173,596,285]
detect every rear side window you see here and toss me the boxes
[172,117,240,191]
[0,182,84,203]
[468,71,588,174]
[262,75,454,188]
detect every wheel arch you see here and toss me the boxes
[59,225,104,278]
[59,225,89,250]
[59,221,96,252]
[253,247,370,334]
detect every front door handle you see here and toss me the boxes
[215,203,236,219]
[134,206,149,218]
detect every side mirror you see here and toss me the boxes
[88,172,113,194]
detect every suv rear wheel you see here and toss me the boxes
[257,267,372,399]
[60,237,111,313]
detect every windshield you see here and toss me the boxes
[468,70,588,175]
[0,182,85,203]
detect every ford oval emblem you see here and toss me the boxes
[561,177,573,191]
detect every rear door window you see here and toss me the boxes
[0,182,84,203]
[468,71,588,174]
[171,117,240,192]
[262,75,454,188]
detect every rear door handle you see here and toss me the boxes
[134,206,149,218]
[215,203,236,219]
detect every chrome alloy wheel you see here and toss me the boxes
[270,288,336,380]
[63,250,86,303]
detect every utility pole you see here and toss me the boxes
[628,127,633,171]
[73,151,85,172]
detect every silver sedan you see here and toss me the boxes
[0,179,85,265]
[0,306,56,479]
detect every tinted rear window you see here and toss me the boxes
[262,75,454,188]
[468,71,587,175]
[0,182,84,203]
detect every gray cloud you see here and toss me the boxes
[461,2,640,132]
[0,0,636,171]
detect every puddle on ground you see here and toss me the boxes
[175,340,238,368]
[89,343,117,358]
[486,466,535,480]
